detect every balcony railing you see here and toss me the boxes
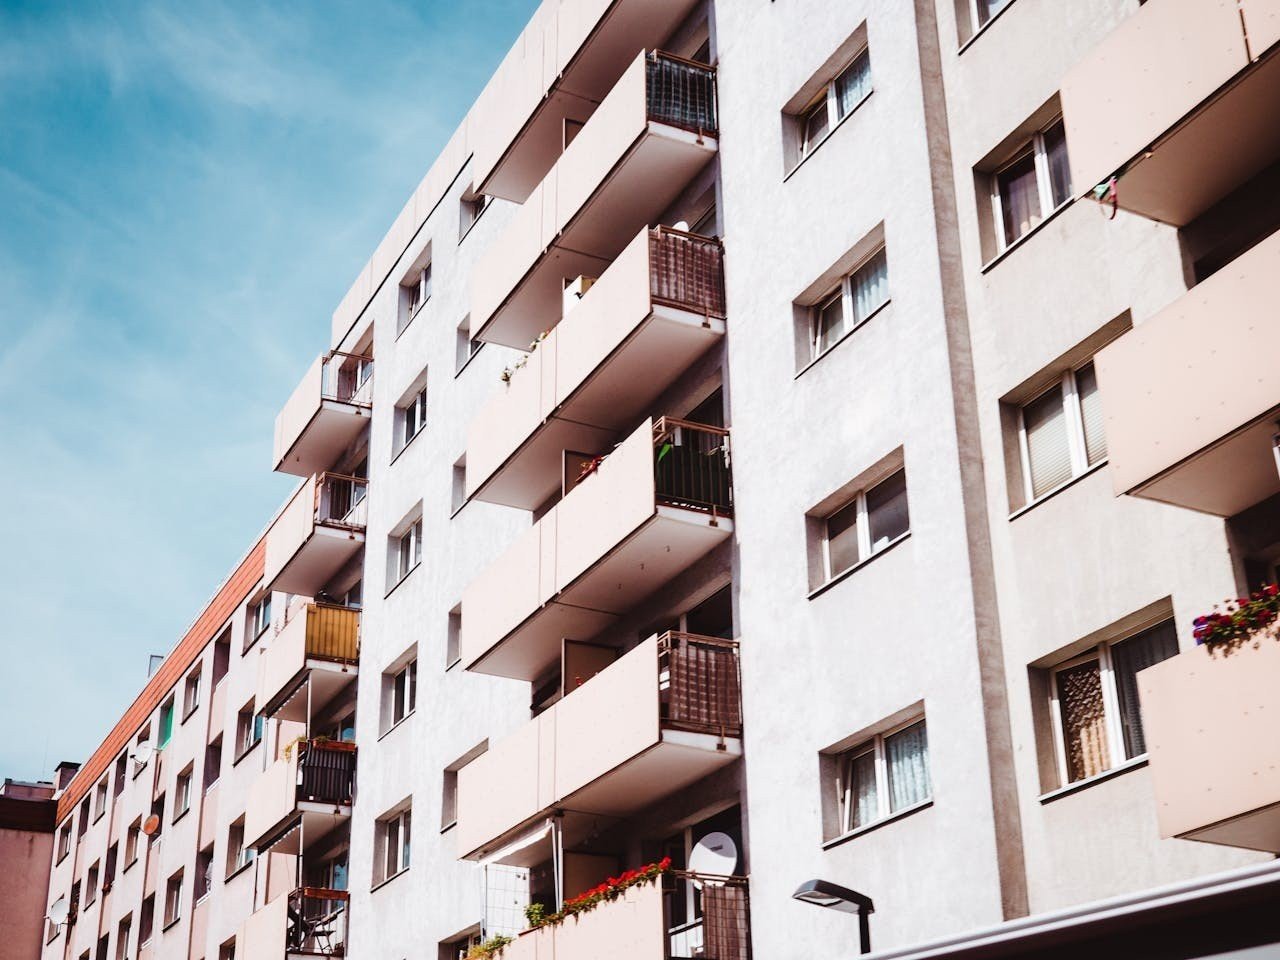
[666,872,751,960]
[649,226,726,318]
[290,602,360,663]
[320,352,373,407]
[653,418,733,519]
[297,741,356,807]
[287,887,348,957]
[659,633,742,740]
[646,52,718,137]
[315,473,368,530]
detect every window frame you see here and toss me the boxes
[400,386,428,449]
[235,708,264,761]
[834,715,931,837]
[1015,361,1105,505]
[174,768,193,820]
[226,819,255,878]
[380,808,412,882]
[162,869,183,929]
[404,263,432,325]
[821,468,910,582]
[395,521,423,584]
[124,819,141,868]
[247,594,272,649]
[808,246,889,361]
[991,116,1070,252]
[798,47,873,160]
[970,0,1015,31]
[182,667,201,721]
[389,659,417,728]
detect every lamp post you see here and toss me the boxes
[792,879,875,954]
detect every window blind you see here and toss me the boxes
[1024,385,1071,498]
[1110,620,1179,759]
[1058,660,1109,782]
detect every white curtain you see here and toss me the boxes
[999,153,1041,245]
[844,751,878,831]
[852,249,889,323]
[835,51,872,119]
[886,721,930,812]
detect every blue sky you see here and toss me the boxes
[0,0,537,780]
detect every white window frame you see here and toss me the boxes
[93,779,107,820]
[227,820,255,875]
[396,521,423,583]
[406,263,432,319]
[835,716,930,836]
[970,0,1013,30]
[115,918,131,960]
[1048,641,1135,787]
[163,871,183,927]
[125,820,140,866]
[250,594,272,639]
[57,822,72,860]
[400,387,428,448]
[809,246,889,360]
[799,48,873,159]
[1015,362,1103,504]
[390,660,417,727]
[381,808,412,880]
[183,669,201,717]
[822,469,908,580]
[991,117,1068,252]
[175,769,192,818]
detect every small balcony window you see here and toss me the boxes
[163,870,183,928]
[195,846,214,902]
[1017,361,1106,503]
[820,468,910,583]
[236,706,263,760]
[992,117,1071,251]
[809,247,888,360]
[798,48,872,160]
[226,818,255,877]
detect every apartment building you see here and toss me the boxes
[35,1,1280,959]
[1,776,58,960]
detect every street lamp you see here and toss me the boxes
[792,879,875,954]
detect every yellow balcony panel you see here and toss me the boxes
[471,0,707,202]
[257,603,360,721]
[472,51,718,350]
[457,634,741,861]
[1094,227,1280,516]
[461,418,732,682]
[1139,639,1280,852]
[1061,0,1280,226]
[467,226,726,509]
[273,353,372,478]
[265,475,368,596]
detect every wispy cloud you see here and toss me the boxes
[0,0,538,779]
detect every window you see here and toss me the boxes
[57,820,72,861]
[394,520,423,585]
[398,384,428,450]
[204,738,223,791]
[149,794,165,844]
[820,468,910,583]
[125,819,141,867]
[78,797,90,838]
[218,939,235,960]
[441,930,484,960]
[799,48,872,159]
[158,698,174,748]
[455,316,482,373]
[446,607,462,667]
[809,247,888,359]
[226,818,255,877]
[401,260,432,333]
[459,192,491,240]
[115,916,131,960]
[992,117,1070,250]
[133,727,151,778]
[972,0,1015,30]
[376,807,412,883]
[195,846,214,901]
[246,594,272,650]
[114,754,127,797]
[384,659,417,731]
[450,457,467,514]
[175,767,193,819]
[835,718,931,836]
[86,861,100,905]
[212,629,231,687]
[1018,361,1105,502]
[1050,620,1179,786]
[183,668,201,719]
[93,778,108,821]
[236,706,264,759]
[96,935,109,960]
[139,895,155,945]
[163,870,183,928]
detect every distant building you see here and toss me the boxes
[1,777,57,960]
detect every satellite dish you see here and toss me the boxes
[141,814,161,837]
[131,742,154,767]
[688,831,738,888]
[47,898,69,926]
[673,220,691,233]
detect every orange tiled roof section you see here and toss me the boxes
[54,538,266,824]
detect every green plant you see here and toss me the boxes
[524,902,547,928]
[522,858,671,934]
[1194,583,1280,653]
[282,734,331,761]
[465,935,513,959]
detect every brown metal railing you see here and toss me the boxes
[649,227,726,319]
[665,872,751,960]
[321,351,373,407]
[647,51,718,136]
[659,632,741,741]
[296,741,356,807]
[314,473,368,530]
[653,418,732,518]
[304,603,360,663]
[287,887,348,956]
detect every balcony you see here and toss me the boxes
[258,603,360,720]
[457,633,741,860]
[1138,639,1280,852]
[274,353,372,477]
[1094,227,1280,516]
[265,474,368,596]
[500,873,751,960]
[237,888,348,960]
[245,741,356,851]
[462,417,732,681]
[1060,0,1280,225]
[467,227,726,509]
[472,50,718,349]
[470,0,708,202]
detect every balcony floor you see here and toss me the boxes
[269,525,366,596]
[276,401,371,478]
